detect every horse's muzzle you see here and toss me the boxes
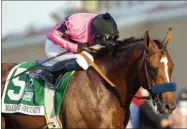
[151,82,177,114]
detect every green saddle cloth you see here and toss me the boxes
[2,62,73,116]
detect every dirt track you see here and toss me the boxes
[2,16,187,94]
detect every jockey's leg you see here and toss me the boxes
[42,39,79,88]
[42,39,94,88]
[40,58,82,88]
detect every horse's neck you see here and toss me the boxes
[124,42,145,105]
[109,42,145,105]
[93,42,145,105]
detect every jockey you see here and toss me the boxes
[40,12,119,88]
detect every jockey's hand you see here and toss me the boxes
[77,44,97,53]
[77,44,89,52]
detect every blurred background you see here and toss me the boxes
[2,1,187,96]
[2,1,187,128]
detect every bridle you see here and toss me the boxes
[81,41,176,109]
[111,42,176,108]
[137,48,167,92]
[130,47,168,105]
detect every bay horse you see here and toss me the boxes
[1,28,176,128]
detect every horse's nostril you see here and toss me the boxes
[165,104,170,110]
[164,103,176,110]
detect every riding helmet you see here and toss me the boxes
[91,13,119,45]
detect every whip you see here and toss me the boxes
[10,51,69,79]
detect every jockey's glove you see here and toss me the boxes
[77,43,97,54]
[77,44,89,52]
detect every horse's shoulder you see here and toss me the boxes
[68,70,93,85]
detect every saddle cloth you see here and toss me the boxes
[1,62,74,128]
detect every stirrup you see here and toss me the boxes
[47,78,61,90]
[46,83,56,90]
[39,70,57,89]
[45,79,57,90]
[45,76,62,90]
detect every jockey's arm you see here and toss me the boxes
[46,30,78,53]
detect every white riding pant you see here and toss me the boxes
[45,39,94,70]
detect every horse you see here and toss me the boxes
[1,28,176,128]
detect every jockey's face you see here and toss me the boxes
[91,32,119,47]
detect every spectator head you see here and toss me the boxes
[179,89,187,100]
[178,89,187,108]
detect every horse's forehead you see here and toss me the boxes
[163,51,174,67]
[150,49,173,69]
[148,41,172,66]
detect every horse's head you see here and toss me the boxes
[93,28,176,114]
[139,28,176,114]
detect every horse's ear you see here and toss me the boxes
[144,31,152,50]
[163,28,172,47]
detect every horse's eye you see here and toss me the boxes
[150,66,157,76]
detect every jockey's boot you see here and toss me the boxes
[40,59,82,89]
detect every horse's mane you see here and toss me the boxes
[121,37,143,45]
[94,37,163,58]
[120,37,163,50]
[115,37,144,53]
[121,37,162,47]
